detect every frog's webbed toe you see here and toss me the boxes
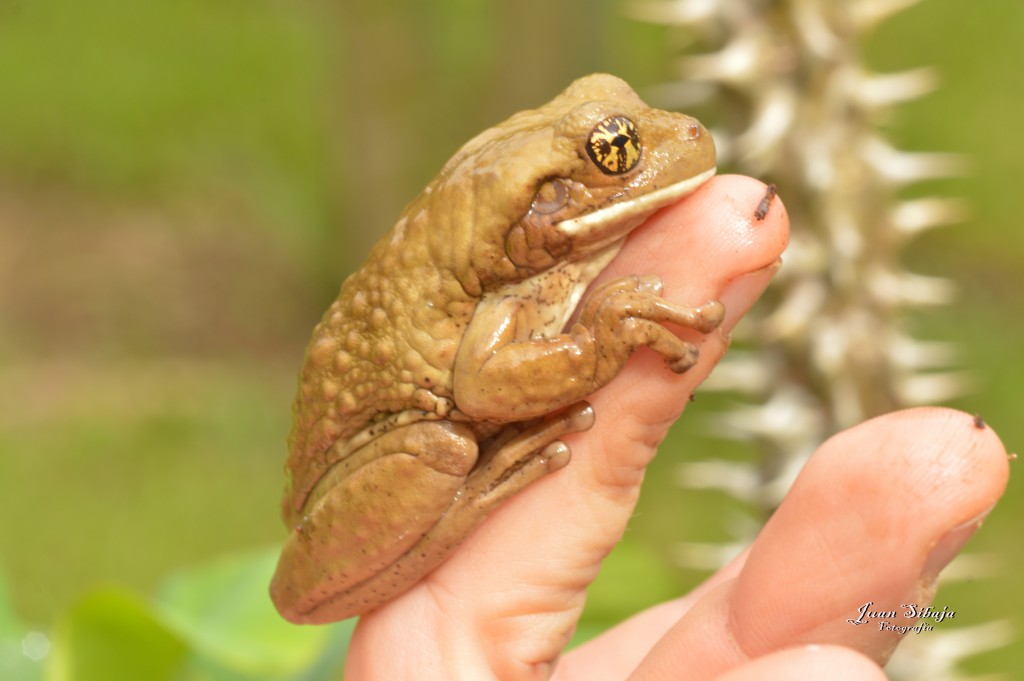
[576,274,663,324]
[578,276,723,382]
[680,299,726,333]
[470,401,594,507]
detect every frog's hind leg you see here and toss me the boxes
[354,402,594,601]
[467,400,595,509]
[399,401,594,569]
[379,402,594,587]
[276,403,594,623]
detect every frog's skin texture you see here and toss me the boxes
[270,73,723,624]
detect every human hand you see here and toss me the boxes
[344,176,1010,680]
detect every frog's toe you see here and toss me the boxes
[634,274,663,295]
[692,300,725,332]
[666,343,700,373]
[540,441,572,470]
[563,401,596,432]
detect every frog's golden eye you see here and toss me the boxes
[586,116,641,175]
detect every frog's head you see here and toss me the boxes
[418,73,716,295]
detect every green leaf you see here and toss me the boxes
[581,539,682,628]
[46,588,187,681]
[153,549,347,678]
[0,570,22,637]
[0,571,45,681]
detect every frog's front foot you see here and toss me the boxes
[578,275,724,379]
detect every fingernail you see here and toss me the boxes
[720,259,782,328]
[738,258,782,288]
[922,506,994,580]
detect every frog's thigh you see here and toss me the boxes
[271,421,477,621]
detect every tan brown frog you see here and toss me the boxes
[270,73,723,624]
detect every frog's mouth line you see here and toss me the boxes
[555,166,716,244]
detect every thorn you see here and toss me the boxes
[890,198,969,237]
[854,67,939,107]
[755,183,777,220]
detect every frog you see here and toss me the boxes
[270,73,724,624]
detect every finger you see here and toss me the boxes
[582,174,789,478]
[713,645,887,681]
[349,175,790,680]
[555,550,749,681]
[628,407,1009,680]
[547,177,787,672]
[443,176,788,670]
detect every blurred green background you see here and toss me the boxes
[0,0,1020,677]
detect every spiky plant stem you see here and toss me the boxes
[628,1,1005,678]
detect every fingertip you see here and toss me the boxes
[610,174,790,299]
[839,406,1010,519]
[896,406,1010,481]
[688,174,791,280]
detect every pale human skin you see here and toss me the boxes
[344,175,1011,680]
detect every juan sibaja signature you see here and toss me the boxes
[848,601,956,629]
